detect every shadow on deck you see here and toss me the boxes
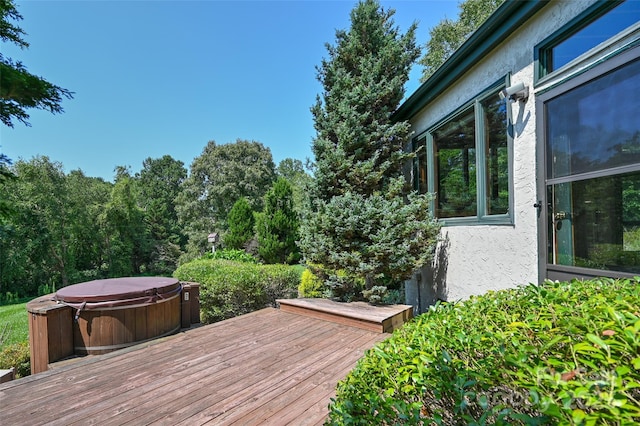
[0,299,413,425]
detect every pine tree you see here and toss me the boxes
[224,197,255,250]
[299,0,440,301]
[256,178,300,264]
[1,0,73,128]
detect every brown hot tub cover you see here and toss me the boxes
[54,277,182,310]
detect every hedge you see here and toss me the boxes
[0,342,30,378]
[327,277,640,425]
[173,259,301,323]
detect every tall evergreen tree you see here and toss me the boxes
[256,178,300,264]
[223,197,255,250]
[299,0,440,300]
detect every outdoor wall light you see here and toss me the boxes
[499,82,529,102]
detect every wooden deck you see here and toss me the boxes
[0,301,409,425]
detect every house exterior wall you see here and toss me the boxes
[405,0,598,307]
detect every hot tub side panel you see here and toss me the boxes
[73,294,181,355]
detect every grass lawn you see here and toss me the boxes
[0,299,30,350]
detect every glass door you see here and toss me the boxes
[539,55,640,280]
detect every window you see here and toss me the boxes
[412,136,428,194]
[544,57,640,275]
[414,80,511,224]
[547,58,640,179]
[434,107,477,218]
[537,0,640,79]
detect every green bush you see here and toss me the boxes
[0,341,30,378]
[304,264,366,302]
[173,258,301,323]
[298,268,326,298]
[327,277,640,425]
[202,249,257,263]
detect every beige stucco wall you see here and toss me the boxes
[407,0,598,305]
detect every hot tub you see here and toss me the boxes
[53,277,183,355]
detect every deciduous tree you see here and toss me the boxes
[101,170,149,277]
[418,0,505,81]
[276,158,312,215]
[176,139,276,260]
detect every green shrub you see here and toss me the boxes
[362,285,388,305]
[0,341,30,378]
[304,264,365,302]
[298,268,326,298]
[327,277,640,425]
[173,258,301,323]
[202,249,257,263]
[261,263,301,306]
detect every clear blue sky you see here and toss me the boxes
[1,0,459,182]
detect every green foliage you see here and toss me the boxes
[0,154,188,299]
[302,264,366,302]
[300,180,440,298]
[0,157,110,294]
[300,0,438,298]
[64,170,112,279]
[256,178,301,264]
[276,158,313,215]
[0,298,29,377]
[310,0,418,199]
[302,0,440,299]
[223,197,255,250]
[361,285,388,305]
[173,258,301,323]
[101,171,149,277]
[176,139,276,260]
[202,248,257,264]
[137,155,188,275]
[298,268,326,298]
[327,277,640,425]
[418,0,505,81]
[0,154,16,220]
[0,341,29,378]
[0,0,73,128]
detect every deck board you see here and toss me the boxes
[0,307,389,425]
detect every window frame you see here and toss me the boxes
[414,76,514,226]
[534,0,639,85]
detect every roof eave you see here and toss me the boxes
[394,0,550,122]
